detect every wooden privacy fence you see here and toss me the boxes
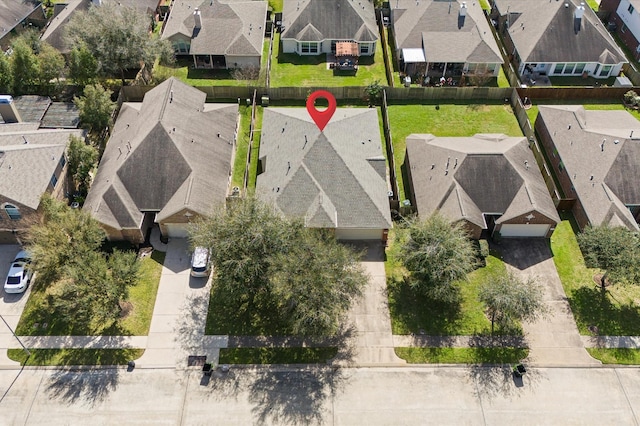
[516,86,632,101]
[381,89,399,207]
[242,90,258,192]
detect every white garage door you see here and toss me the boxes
[499,224,549,237]
[164,223,189,238]
[335,228,383,240]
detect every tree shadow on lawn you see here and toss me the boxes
[568,285,640,335]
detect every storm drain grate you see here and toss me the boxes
[187,355,207,367]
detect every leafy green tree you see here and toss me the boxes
[65,3,174,83]
[74,83,115,134]
[479,271,548,334]
[67,135,98,194]
[36,43,65,94]
[364,80,383,107]
[10,38,39,94]
[0,54,12,93]
[577,225,640,288]
[68,43,98,87]
[399,213,477,301]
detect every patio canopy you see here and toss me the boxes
[402,48,426,63]
[336,41,359,57]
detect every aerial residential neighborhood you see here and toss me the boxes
[1,0,640,423]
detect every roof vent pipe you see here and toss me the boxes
[194,8,202,29]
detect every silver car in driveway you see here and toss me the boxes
[4,250,33,294]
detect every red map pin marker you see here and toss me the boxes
[306,90,337,132]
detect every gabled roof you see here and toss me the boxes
[162,0,267,57]
[0,128,85,209]
[406,134,560,227]
[0,1,43,43]
[282,0,378,43]
[393,0,502,64]
[256,108,392,230]
[493,0,626,64]
[538,105,640,231]
[84,78,237,231]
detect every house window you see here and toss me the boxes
[4,205,21,220]
[563,63,575,74]
[50,174,58,188]
[175,41,189,54]
[300,42,318,53]
[359,44,369,55]
[621,23,627,33]
[628,4,634,14]
[575,63,586,74]
[59,156,66,168]
[600,65,612,76]
[554,63,564,74]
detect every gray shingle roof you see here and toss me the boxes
[282,0,378,43]
[84,78,237,231]
[406,134,560,227]
[162,0,267,57]
[538,105,640,231]
[256,107,392,231]
[0,1,42,43]
[494,0,625,64]
[392,0,502,64]
[0,128,85,209]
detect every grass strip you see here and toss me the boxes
[395,347,528,364]
[8,349,144,366]
[586,348,640,365]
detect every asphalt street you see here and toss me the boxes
[0,365,639,425]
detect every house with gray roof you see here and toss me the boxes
[0,0,46,51]
[600,0,640,62]
[0,122,84,244]
[84,77,238,243]
[162,0,267,69]
[491,0,626,80]
[280,0,378,57]
[536,105,640,231]
[405,134,560,238]
[391,0,502,80]
[256,107,392,240]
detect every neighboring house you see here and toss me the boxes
[280,0,378,56]
[491,0,627,79]
[84,78,238,243]
[600,0,640,61]
[256,108,392,240]
[41,0,160,54]
[162,0,267,69]
[391,0,502,79]
[536,105,640,231]
[0,96,84,244]
[405,134,560,238]
[0,0,46,51]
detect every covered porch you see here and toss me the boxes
[193,54,227,70]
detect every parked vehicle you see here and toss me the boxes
[190,247,211,278]
[4,250,33,294]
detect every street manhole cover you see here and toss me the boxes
[187,355,207,367]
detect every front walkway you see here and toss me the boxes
[499,239,601,366]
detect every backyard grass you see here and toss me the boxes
[154,39,270,86]
[247,107,263,194]
[269,0,283,12]
[231,105,253,190]
[586,348,640,365]
[395,347,528,364]
[15,250,166,336]
[386,229,513,336]
[8,349,144,366]
[386,103,522,201]
[219,347,338,364]
[550,214,640,335]
[269,33,388,87]
[497,67,510,88]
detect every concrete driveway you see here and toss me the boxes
[0,244,29,367]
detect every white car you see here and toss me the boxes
[4,250,33,294]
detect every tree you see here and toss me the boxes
[577,225,640,288]
[479,271,548,334]
[0,54,12,93]
[65,3,174,83]
[67,135,98,194]
[399,213,477,301]
[74,83,115,134]
[230,65,261,82]
[364,80,383,107]
[189,197,367,336]
[36,43,65,94]
[68,43,98,87]
[10,38,39,94]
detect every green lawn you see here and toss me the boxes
[15,250,166,336]
[269,33,388,87]
[387,229,514,336]
[386,103,522,201]
[232,105,263,193]
[551,215,640,335]
[219,347,338,364]
[269,0,283,12]
[8,349,144,366]
[586,348,640,365]
[395,347,528,364]
[154,39,270,86]
[497,67,510,88]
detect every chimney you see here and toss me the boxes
[0,96,22,123]
[574,2,585,19]
[92,0,102,5]
[194,8,202,29]
[459,1,467,16]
